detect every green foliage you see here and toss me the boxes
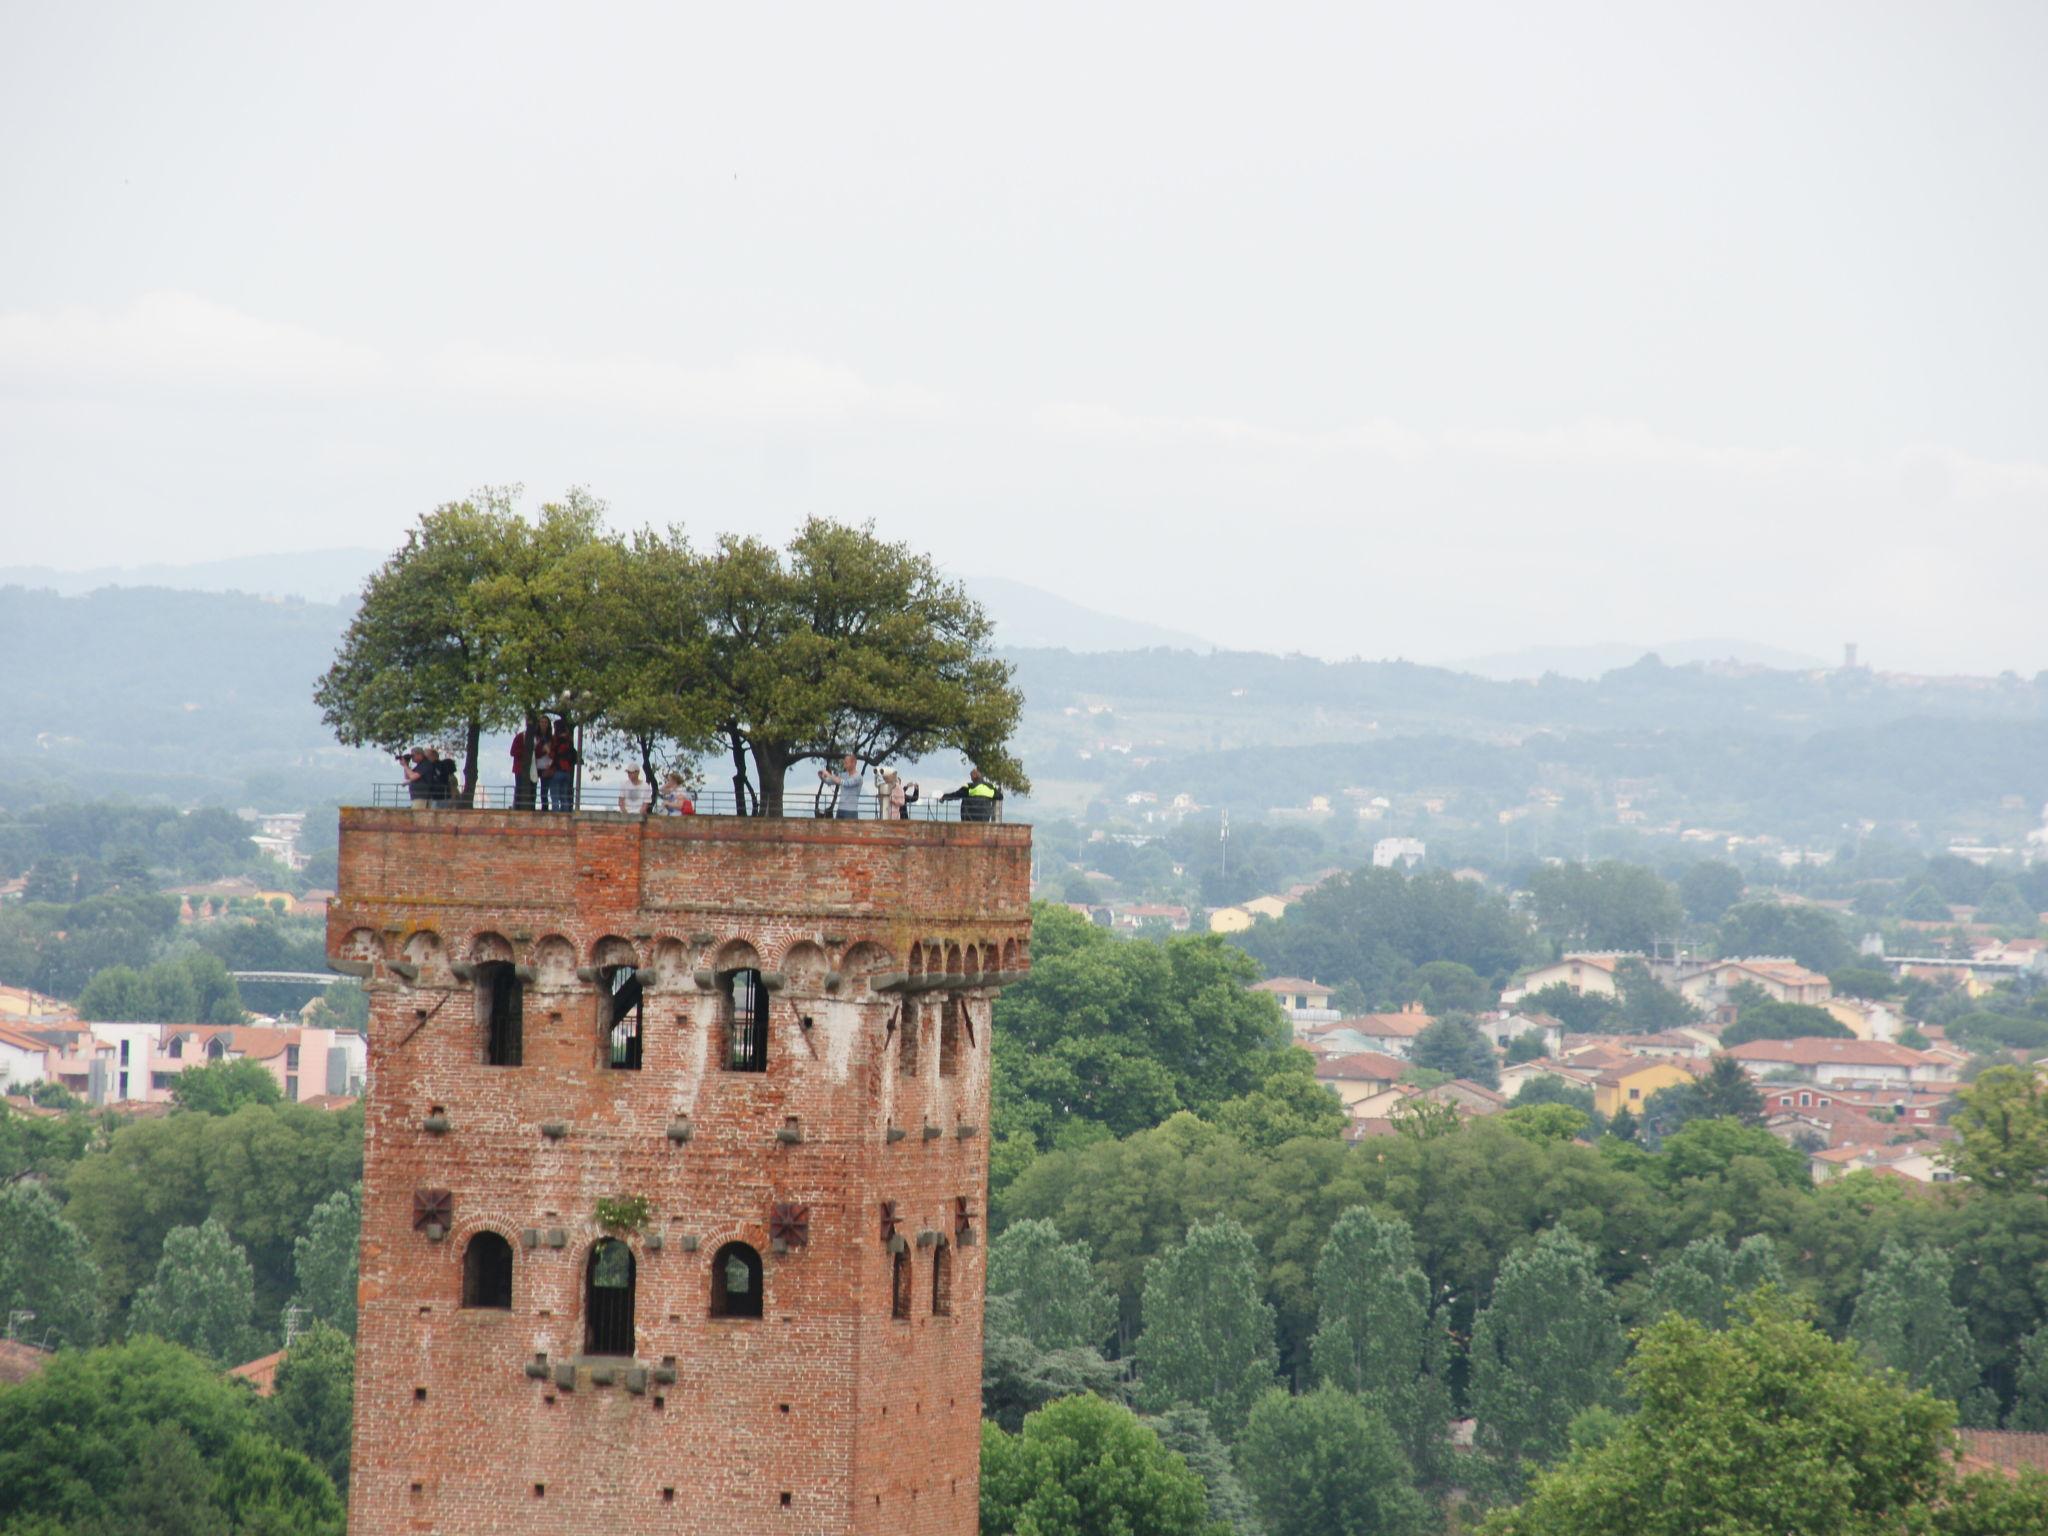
[1499,1104,1591,1143]
[1612,957,1701,1031]
[1716,901,1855,975]
[169,1059,283,1116]
[1509,1075,1597,1117]
[1142,1408,1260,1536]
[1308,1207,1454,1479]
[1504,1030,1548,1065]
[995,906,1292,1148]
[980,1395,1223,1536]
[1469,1227,1623,1474]
[1478,1301,1958,1536]
[1849,1238,1993,1422]
[105,1423,232,1536]
[1637,1234,1783,1330]
[0,1185,102,1350]
[1678,861,1744,924]
[980,1294,1127,1433]
[1238,1386,1432,1536]
[0,1337,343,1535]
[63,1100,363,1330]
[77,950,242,1025]
[0,888,181,1001]
[266,1322,354,1497]
[1136,1219,1279,1438]
[287,1184,360,1339]
[1948,1009,2048,1053]
[1900,883,1954,921]
[1410,1013,1500,1088]
[1234,865,1529,1010]
[1640,1055,1764,1139]
[1655,1118,1808,1192]
[1208,1051,1348,1151]
[1413,960,1491,1014]
[0,1096,95,1184]
[1946,1065,2048,1194]
[1527,861,1683,951]
[128,1216,264,1366]
[1520,981,1618,1033]
[1829,965,1898,1000]
[1976,881,2039,929]
[594,1193,652,1231]
[2010,1323,2048,1430]
[1721,999,1852,1047]
[987,1218,1117,1352]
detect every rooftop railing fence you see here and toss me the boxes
[368,783,1011,822]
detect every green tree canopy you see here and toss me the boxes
[1468,1227,1623,1476]
[1413,960,1491,1014]
[1678,861,1744,924]
[1136,1218,1279,1438]
[987,1218,1116,1353]
[77,951,243,1025]
[1309,1206,1454,1479]
[1207,1052,1349,1150]
[1717,901,1856,974]
[1142,1408,1260,1536]
[0,1184,103,1349]
[1900,883,1955,922]
[128,1216,264,1367]
[288,1183,361,1339]
[1849,1237,1993,1423]
[1478,1301,1963,1536]
[1238,1386,1432,1536]
[980,1395,1223,1536]
[1946,1065,2048,1194]
[1721,999,1852,1047]
[266,1322,354,1498]
[1527,861,1683,951]
[1409,1013,1500,1088]
[994,906,1291,1148]
[980,1294,1127,1433]
[1976,881,2039,929]
[0,1338,344,1535]
[169,1058,283,1116]
[1637,1234,1784,1331]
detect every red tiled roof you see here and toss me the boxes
[1958,1430,2048,1479]
[0,1340,49,1383]
[1314,1052,1410,1083]
[1341,1012,1434,1038]
[230,1349,286,1396]
[1726,1039,1934,1067]
[1253,977,1330,995]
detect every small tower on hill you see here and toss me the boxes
[326,807,1031,1534]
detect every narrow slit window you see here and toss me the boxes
[891,1249,913,1320]
[723,969,766,1072]
[938,998,961,1077]
[711,1242,763,1319]
[584,1238,636,1355]
[898,1004,921,1077]
[461,1232,514,1309]
[480,962,524,1067]
[931,1240,953,1317]
[603,964,644,1070]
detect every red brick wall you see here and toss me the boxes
[328,810,1030,1534]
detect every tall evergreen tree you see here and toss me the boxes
[1409,1014,1500,1089]
[1640,1234,1784,1331]
[0,1184,103,1349]
[268,1323,354,1498]
[1469,1227,1624,1475]
[129,1216,263,1366]
[1308,1207,1454,1478]
[1145,1407,1263,1536]
[1136,1218,1279,1439]
[288,1184,362,1339]
[1238,1386,1432,1536]
[2008,1323,2048,1431]
[1850,1238,1993,1425]
[988,1218,1116,1351]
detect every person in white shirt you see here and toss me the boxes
[617,766,653,816]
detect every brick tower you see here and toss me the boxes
[325,807,1031,1533]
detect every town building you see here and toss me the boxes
[1501,953,1636,1005]
[1251,977,1341,1028]
[327,802,1030,1533]
[1723,1038,1957,1090]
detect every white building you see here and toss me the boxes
[1373,837,1425,869]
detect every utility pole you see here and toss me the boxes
[1219,809,1229,882]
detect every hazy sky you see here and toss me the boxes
[3,3,2044,673]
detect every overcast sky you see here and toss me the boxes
[3,3,2044,673]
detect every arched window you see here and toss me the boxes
[938,998,962,1077]
[891,1249,913,1321]
[602,964,643,1070]
[722,970,766,1072]
[167,1036,185,1059]
[584,1239,635,1355]
[478,962,523,1066]
[205,1037,226,1061]
[931,1240,953,1317]
[898,1004,921,1077]
[462,1232,514,1310]
[710,1242,763,1319]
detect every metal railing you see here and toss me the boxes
[369,783,1009,823]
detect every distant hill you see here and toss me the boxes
[0,549,384,606]
[1453,637,1830,681]
[964,576,1212,653]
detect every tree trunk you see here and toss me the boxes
[462,718,482,807]
[750,741,792,818]
[727,730,755,816]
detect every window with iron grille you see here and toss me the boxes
[479,962,523,1066]
[711,1242,763,1319]
[891,1249,912,1320]
[898,1004,920,1076]
[722,969,766,1072]
[931,1240,953,1316]
[584,1239,635,1355]
[602,965,643,1070]
[938,998,962,1077]
[462,1232,514,1310]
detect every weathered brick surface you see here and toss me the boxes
[328,809,1031,1534]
